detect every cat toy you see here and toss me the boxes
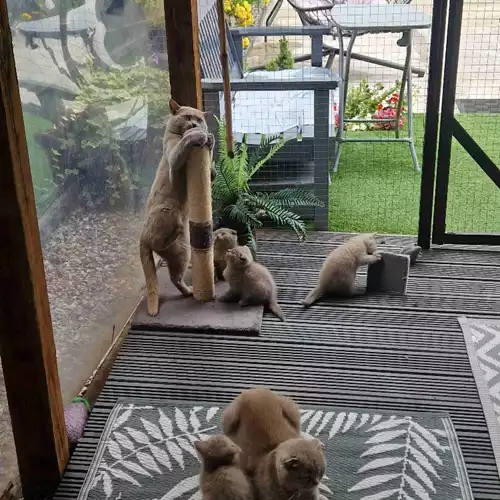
[217,0,234,158]
[64,396,90,453]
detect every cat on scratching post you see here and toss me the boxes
[140,99,215,315]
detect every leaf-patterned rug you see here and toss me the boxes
[77,401,474,500]
[459,317,500,476]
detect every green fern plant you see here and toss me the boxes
[212,118,324,251]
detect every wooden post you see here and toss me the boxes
[0,3,69,498]
[163,0,202,109]
[163,0,216,301]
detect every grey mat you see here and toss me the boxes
[459,317,500,476]
[132,267,263,335]
[77,400,473,500]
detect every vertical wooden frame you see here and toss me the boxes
[163,0,203,109]
[0,2,69,498]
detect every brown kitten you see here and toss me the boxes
[195,435,254,500]
[302,233,381,308]
[254,437,326,500]
[140,99,215,316]
[220,246,285,321]
[213,228,238,281]
[222,387,301,474]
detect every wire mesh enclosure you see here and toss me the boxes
[203,0,434,236]
[437,0,500,238]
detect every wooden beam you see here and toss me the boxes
[163,0,203,109]
[0,2,69,498]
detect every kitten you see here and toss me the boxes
[213,228,239,281]
[140,99,215,316]
[222,387,301,474]
[220,246,285,321]
[195,435,254,500]
[254,437,326,500]
[302,233,381,308]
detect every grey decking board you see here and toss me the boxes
[260,254,500,281]
[258,239,500,265]
[54,233,500,500]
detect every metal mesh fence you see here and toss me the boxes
[201,0,433,237]
[444,0,500,235]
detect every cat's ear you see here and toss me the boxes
[169,99,181,115]
[231,229,238,235]
[203,110,213,119]
[284,457,301,469]
[194,440,209,456]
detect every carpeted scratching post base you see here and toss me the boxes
[133,267,263,335]
[366,252,410,295]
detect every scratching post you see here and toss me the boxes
[187,145,215,302]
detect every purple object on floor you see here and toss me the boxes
[64,397,90,449]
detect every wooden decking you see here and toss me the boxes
[54,231,500,500]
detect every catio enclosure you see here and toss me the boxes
[0,0,500,499]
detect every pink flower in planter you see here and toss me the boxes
[373,106,405,130]
[333,103,340,129]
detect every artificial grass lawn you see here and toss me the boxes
[23,113,57,212]
[329,114,500,235]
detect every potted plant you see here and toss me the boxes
[212,119,324,254]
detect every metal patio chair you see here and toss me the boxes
[264,0,425,78]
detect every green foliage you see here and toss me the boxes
[50,60,170,207]
[265,37,294,71]
[345,80,400,122]
[76,61,170,130]
[212,119,324,247]
[342,79,417,131]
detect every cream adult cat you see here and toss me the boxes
[140,99,215,316]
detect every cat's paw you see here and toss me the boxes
[147,295,159,316]
[184,129,208,148]
[373,252,382,260]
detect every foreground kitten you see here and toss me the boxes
[140,99,215,316]
[302,233,381,307]
[213,228,238,281]
[195,435,254,500]
[220,246,285,321]
[254,437,326,500]
[222,387,301,474]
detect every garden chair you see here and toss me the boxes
[264,0,425,77]
[199,0,339,229]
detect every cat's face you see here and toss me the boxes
[364,234,378,254]
[226,245,253,268]
[168,99,209,135]
[214,228,238,248]
[275,438,326,493]
[194,435,240,466]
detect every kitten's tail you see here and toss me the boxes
[268,300,285,322]
[302,287,321,308]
